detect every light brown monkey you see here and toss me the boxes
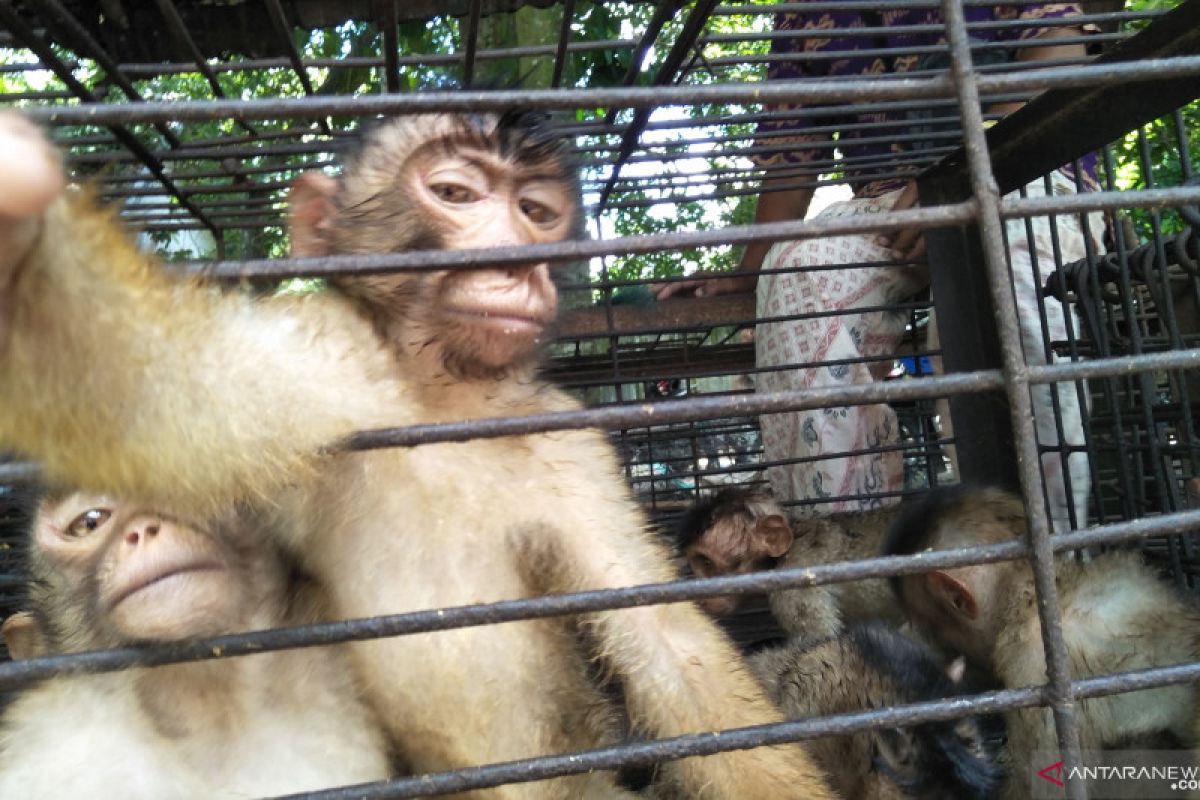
[886,486,1200,798]
[0,492,392,797]
[751,622,1005,800]
[0,112,833,799]
[676,488,902,639]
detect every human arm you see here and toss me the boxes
[652,177,816,302]
[885,21,1091,258]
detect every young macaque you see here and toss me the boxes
[677,488,902,640]
[0,113,832,798]
[0,492,392,796]
[886,486,1200,798]
[751,622,1005,800]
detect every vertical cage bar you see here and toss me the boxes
[935,0,1087,794]
[461,0,483,87]
[551,0,577,89]
[0,2,222,239]
[377,0,401,94]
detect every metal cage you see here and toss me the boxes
[0,0,1199,797]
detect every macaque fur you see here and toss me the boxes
[887,486,1200,798]
[0,112,832,799]
[751,623,1004,800]
[678,488,902,638]
[0,493,391,797]
[678,491,1003,797]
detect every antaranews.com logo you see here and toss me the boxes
[1032,751,1200,798]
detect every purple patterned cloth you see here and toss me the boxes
[753,3,1099,196]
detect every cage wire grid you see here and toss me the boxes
[0,0,1199,797]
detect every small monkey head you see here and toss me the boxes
[290,111,579,380]
[852,625,1005,800]
[27,492,287,652]
[675,489,794,617]
[866,716,1003,800]
[885,486,1029,668]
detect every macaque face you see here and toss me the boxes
[32,494,280,648]
[684,515,779,618]
[292,113,580,379]
[403,140,575,371]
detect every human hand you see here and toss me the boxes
[652,271,756,301]
[875,180,926,263]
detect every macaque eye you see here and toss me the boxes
[429,182,480,205]
[65,508,112,538]
[693,554,715,574]
[519,198,560,225]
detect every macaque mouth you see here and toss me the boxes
[446,306,550,333]
[109,561,225,609]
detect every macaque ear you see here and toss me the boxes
[288,172,340,257]
[2,611,47,660]
[925,570,979,620]
[754,514,794,558]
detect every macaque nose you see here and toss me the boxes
[124,518,161,546]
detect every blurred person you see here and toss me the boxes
[657,4,1100,528]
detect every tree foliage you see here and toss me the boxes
[0,0,1192,271]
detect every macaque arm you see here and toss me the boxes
[523,452,835,798]
[0,189,401,519]
[768,583,842,643]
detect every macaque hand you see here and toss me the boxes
[0,111,64,351]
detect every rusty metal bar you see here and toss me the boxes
[148,0,258,138]
[550,0,576,88]
[340,350,1200,451]
[714,0,1139,12]
[157,185,1200,280]
[928,0,1200,195]
[937,0,1084,792]
[706,10,1155,38]
[103,41,636,77]
[0,508,1196,688]
[285,658,1200,799]
[461,0,483,87]
[0,2,221,240]
[262,0,332,136]
[19,57,1200,125]
[30,0,184,148]
[377,0,401,94]
[596,0,723,210]
[602,0,684,126]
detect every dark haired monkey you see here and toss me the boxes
[886,486,1200,798]
[677,488,902,640]
[751,622,1005,800]
[0,493,392,796]
[0,113,832,799]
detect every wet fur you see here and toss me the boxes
[751,622,1004,800]
[886,487,1200,799]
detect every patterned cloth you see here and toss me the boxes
[754,3,1099,197]
[748,2,1100,526]
[756,173,1100,530]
